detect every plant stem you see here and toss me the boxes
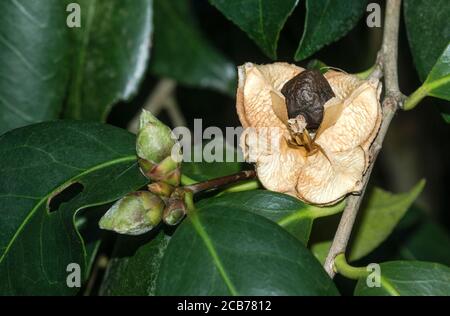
[183,170,257,194]
[324,0,406,278]
[403,85,428,110]
[334,254,368,280]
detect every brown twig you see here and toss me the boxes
[184,170,257,194]
[323,0,406,278]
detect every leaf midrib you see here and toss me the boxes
[277,202,344,227]
[425,73,450,94]
[70,0,97,119]
[189,213,238,295]
[257,0,270,56]
[380,275,401,296]
[0,154,136,264]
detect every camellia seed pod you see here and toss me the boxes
[236,62,382,205]
[99,191,164,235]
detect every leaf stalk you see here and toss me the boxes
[333,254,368,280]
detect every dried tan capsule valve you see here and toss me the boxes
[236,62,382,205]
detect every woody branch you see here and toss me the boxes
[323,0,406,278]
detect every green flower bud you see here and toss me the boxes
[136,110,181,184]
[140,156,181,186]
[163,199,186,226]
[162,188,194,226]
[148,181,174,197]
[136,110,176,164]
[99,191,164,235]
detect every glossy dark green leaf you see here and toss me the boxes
[404,0,450,81]
[349,180,425,261]
[156,207,339,295]
[311,181,425,264]
[295,0,367,61]
[76,205,110,275]
[181,139,243,183]
[0,0,152,132]
[359,206,450,266]
[423,43,450,100]
[0,121,147,295]
[354,261,450,296]
[399,219,450,266]
[151,0,235,95]
[209,0,298,59]
[0,0,70,135]
[65,0,152,120]
[182,161,242,183]
[403,43,450,113]
[197,190,344,245]
[100,229,170,296]
[311,241,332,265]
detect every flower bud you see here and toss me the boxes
[136,110,181,184]
[141,156,181,186]
[99,191,164,235]
[163,199,186,226]
[162,188,193,226]
[148,181,174,197]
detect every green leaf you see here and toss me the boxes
[399,218,450,266]
[404,43,450,111]
[306,59,374,78]
[100,229,170,296]
[310,181,426,263]
[197,190,344,245]
[0,0,70,135]
[76,205,109,276]
[425,42,450,100]
[155,207,339,295]
[307,59,328,73]
[311,241,332,265]
[0,0,152,132]
[404,0,450,81]
[349,180,425,261]
[65,0,152,121]
[295,0,368,61]
[0,121,147,295]
[209,0,299,59]
[182,161,242,183]
[151,0,235,95]
[181,139,243,183]
[354,261,450,296]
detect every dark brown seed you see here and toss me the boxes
[281,69,335,130]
